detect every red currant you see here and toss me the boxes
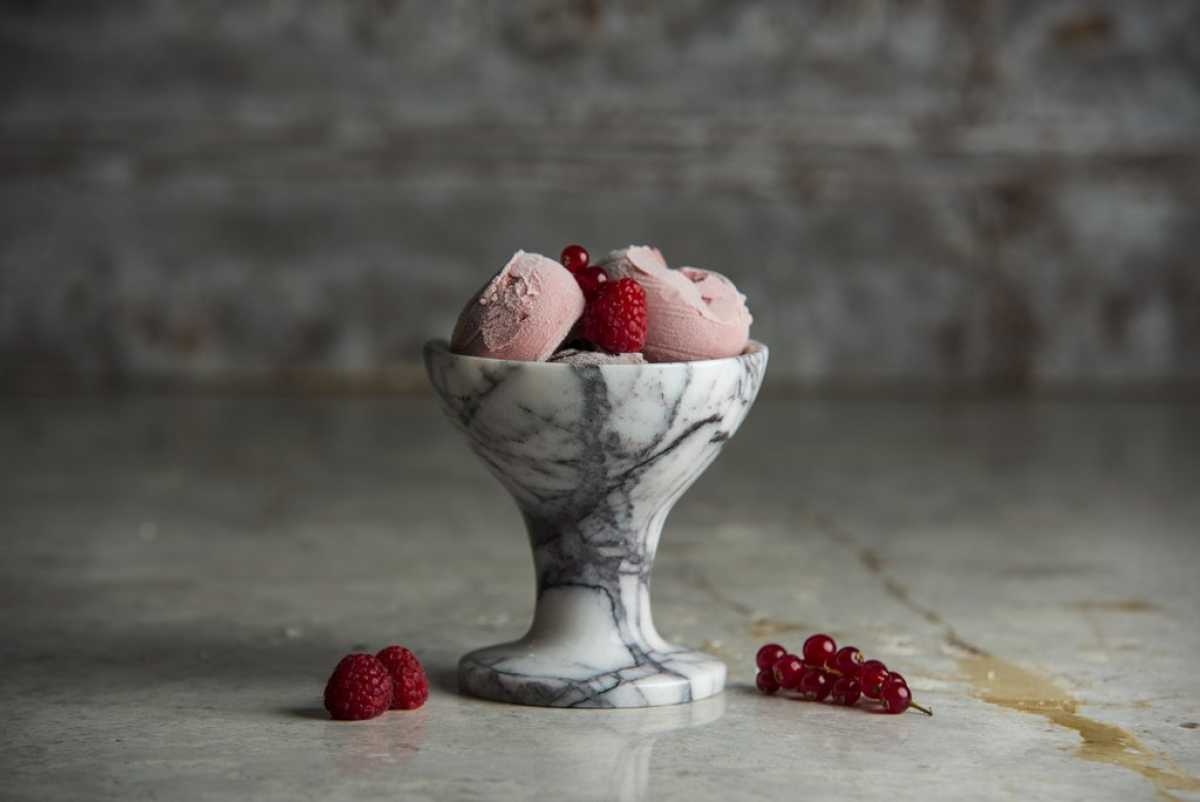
[755,636,931,716]
[881,682,911,714]
[773,654,805,691]
[802,634,837,668]
[882,672,908,694]
[828,646,864,678]
[560,244,589,273]
[756,670,780,695]
[860,660,889,699]
[574,265,608,296]
[798,667,831,701]
[756,643,787,672]
[830,677,861,706]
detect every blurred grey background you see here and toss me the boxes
[2,0,1198,395]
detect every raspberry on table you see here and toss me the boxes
[580,277,648,354]
[323,653,393,721]
[376,645,430,710]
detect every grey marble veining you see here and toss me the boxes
[424,341,768,707]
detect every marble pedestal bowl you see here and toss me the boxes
[424,340,768,708]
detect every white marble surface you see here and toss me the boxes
[2,397,1199,801]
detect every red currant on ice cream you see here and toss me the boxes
[802,633,837,668]
[574,265,608,296]
[560,244,589,273]
[756,643,787,672]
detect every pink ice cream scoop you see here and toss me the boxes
[602,246,752,362]
[451,251,585,362]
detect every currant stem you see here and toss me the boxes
[910,700,934,716]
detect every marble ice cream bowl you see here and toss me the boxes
[424,339,768,708]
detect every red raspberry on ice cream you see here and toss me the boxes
[581,277,648,354]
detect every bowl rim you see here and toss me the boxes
[423,339,767,368]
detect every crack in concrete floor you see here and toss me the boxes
[804,507,1200,802]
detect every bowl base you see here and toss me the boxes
[458,644,726,708]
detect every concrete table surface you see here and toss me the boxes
[2,397,1199,801]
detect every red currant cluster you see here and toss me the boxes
[755,634,932,716]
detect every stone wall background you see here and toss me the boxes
[1,0,1198,394]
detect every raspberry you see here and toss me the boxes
[580,277,647,354]
[376,645,429,710]
[324,653,393,720]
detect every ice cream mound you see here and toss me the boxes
[601,246,752,363]
[450,251,586,362]
[449,244,752,363]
